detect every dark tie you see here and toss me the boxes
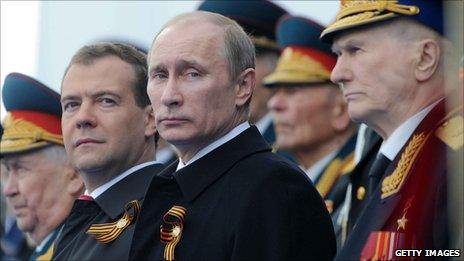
[367,153,391,195]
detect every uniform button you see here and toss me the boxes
[357,186,366,200]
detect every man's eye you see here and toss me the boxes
[63,102,79,112]
[185,70,201,80]
[347,46,361,54]
[99,98,116,106]
[152,72,168,80]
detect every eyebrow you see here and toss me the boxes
[176,60,207,73]
[149,59,208,76]
[61,90,122,103]
[334,38,365,52]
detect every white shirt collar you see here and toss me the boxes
[176,122,250,171]
[354,124,369,164]
[380,99,442,161]
[255,113,273,134]
[305,149,339,182]
[85,161,160,199]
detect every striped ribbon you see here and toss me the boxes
[160,205,187,261]
[86,200,140,243]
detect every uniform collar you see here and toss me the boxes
[34,226,61,253]
[255,113,273,134]
[380,98,442,161]
[167,126,270,202]
[306,150,338,182]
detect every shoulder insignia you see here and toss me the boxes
[316,158,342,198]
[435,115,463,150]
[381,133,428,199]
[340,153,355,175]
[36,242,56,261]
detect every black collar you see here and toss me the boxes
[95,163,164,218]
[156,126,270,202]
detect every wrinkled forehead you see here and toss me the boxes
[1,149,43,166]
[332,21,397,49]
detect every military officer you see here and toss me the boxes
[263,15,358,246]
[1,73,84,260]
[52,43,164,260]
[321,0,463,259]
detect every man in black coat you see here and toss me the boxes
[52,43,164,260]
[129,11,336,260]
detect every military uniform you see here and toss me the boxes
[52,162,164,260]
[129,126,336,260]
[338,95,462,259]
[318,134,357,214]
[1,73,65,261]
[262,15,355,219]
[319,1,463,259]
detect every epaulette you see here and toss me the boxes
[435,105,463,151]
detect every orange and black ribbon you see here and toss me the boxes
[86,200,140,243]
[160,205,187,261]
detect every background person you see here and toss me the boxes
[1,73,84,260]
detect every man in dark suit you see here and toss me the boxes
[52,43,164,260]
[129,11,336,260]
[321,0,463,259]
[1,73,84,260]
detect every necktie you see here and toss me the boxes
[367,153,391,195]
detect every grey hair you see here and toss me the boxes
[41,145,68,164]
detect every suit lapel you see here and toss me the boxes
[173,126,271,203]
[95,163,165,219]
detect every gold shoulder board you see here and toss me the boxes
[435,115,463,151]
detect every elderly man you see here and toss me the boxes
[321,0,463,259]
[129,11,336,260]
[1,73,84,260]
[264,14,357,232]
[52,43,164,260]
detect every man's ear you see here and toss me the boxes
[414,39,440,82]
[235,68,255,107]
[64,164,84,197]
[143,105,157,137]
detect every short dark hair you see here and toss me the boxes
[64,42,150,108]
[64,42,159,144]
